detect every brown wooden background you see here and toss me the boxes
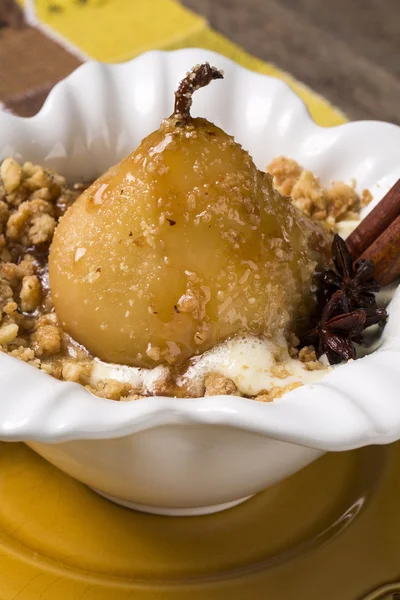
[182,0,400,125]
[1,0,399,123]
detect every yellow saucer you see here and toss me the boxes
[1,441,400,599]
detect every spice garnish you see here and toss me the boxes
[347,179,400,259]
[346,178,400,286]
[319,234,380,310]
[302,235,388,365]
[302,291,367,364]
[356,213,400,287]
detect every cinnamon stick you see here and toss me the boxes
[347,179,400,259]
[357,214,400,287]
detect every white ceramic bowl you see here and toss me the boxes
[1,49,400,516]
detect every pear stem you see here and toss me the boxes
[174,63,224,123]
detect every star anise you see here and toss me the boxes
[318,234,380,311]
[348,305,388,345]
[302,290,367,364]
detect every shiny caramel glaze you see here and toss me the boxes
[49,116,330,368]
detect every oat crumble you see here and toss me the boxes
[267,156,371,230]
[204,372,242,396]
[0,158,116,399]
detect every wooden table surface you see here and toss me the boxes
[182,0,400,124]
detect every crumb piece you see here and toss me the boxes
[31,187,52,201]
[298,346,317,363]
[270,364,291,379]
[326,181,359,221]
[40,361,62,378]
[29,213,56,245]
[5,187,30,207]
[91,379,132,400]
[361,189,373,207]
[1,259,35,285]
[3,301,17,315]
[61,360,92,384]
[304,360,326,371]
[9,346,35,361]
[255,391,274,402]
[267,156,302,196]
[27,357,41,369]
[204,372,241,396]
[256,382,303,402]
[272,345,289,363]
[74,247,86,262]
[0,158,22,194]
[24,166,51,192]
[20,275,42,312]
[9,336,28,348]
[0,278,13,310]
[140,219,158,249]
[0,201,9,233]
[0,323,19,345]
[177,291,200,313]
[6,198,54,243]
[298,345,326,371]
[161,341,181,364]
[31,316,61,357]
[146,343,161,362]
[291,170,327,219]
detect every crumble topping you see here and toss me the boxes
[298,345,327,371]
[255,382,304,403]
[267,156,371,230]
[0,159,105,392]
[204,372,241,396]
[85,379,136,401]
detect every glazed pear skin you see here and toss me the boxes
[50,114,330,368]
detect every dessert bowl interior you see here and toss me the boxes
[0,49,400,514]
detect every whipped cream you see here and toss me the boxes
[91,334,330,398]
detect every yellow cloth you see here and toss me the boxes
[23,0,346,126]
[165,28,346,127]
[32,0,206,62]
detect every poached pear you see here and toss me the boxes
[49,63,330,368]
